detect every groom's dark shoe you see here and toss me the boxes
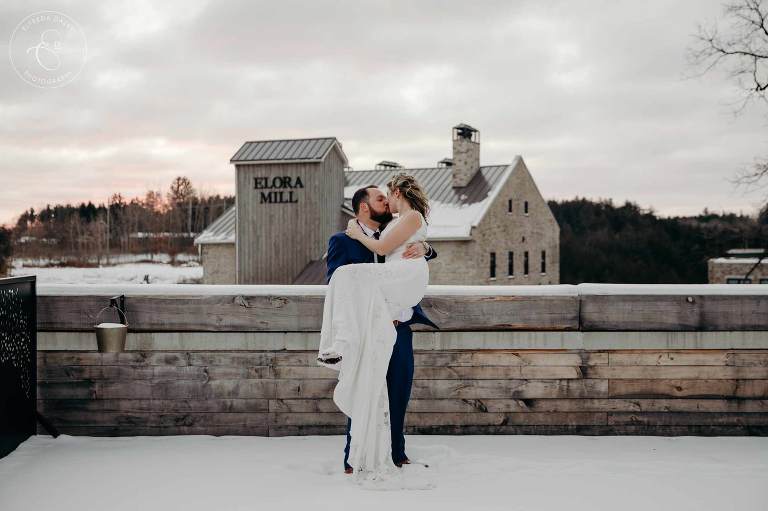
[344,467,353,474]
[394,457,410,468]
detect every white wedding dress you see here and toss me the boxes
[318,211,429,482]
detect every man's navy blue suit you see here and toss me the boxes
[325,230,438,470]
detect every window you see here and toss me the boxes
[508,199,513,213]
[508,251,514,277]
[761,278,768,284]
[489,252,496,279]
[726,277,752,284]
[524,201,529,215]
[523,251,529,276]
[541,250,546,273]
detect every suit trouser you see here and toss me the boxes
[344,322,415,469]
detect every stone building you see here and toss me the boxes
[194,124,560,285]
[708,248,768,284]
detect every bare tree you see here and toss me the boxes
[689,0,768,191]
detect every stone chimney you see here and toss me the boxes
[451,123,480,187]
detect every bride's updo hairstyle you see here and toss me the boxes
[386,172,430,224]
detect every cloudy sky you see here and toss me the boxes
[1,0,767,226]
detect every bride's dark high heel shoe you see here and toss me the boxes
[317,353,342,367]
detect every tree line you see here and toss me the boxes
[0,187,764,283]
[549,197,767,284]
[6,176,234,265]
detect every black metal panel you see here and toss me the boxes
[0,275,37,459]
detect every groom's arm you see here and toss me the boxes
[325,234,350,284]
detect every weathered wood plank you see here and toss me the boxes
[43,410,271,428]
[38,365,273,382]
[38,425,270,436]
[38,292,768,332]
[273,379,609,400]
[38,398,270,413]
[269,425,346,437]
[408,412,607,426]
[607,412,768,426]
[37,380,278,400]
[38,381,96,399]
[272,365,588,380]
[581,294,768,331]
[271,350,609,367]
[39,351,275,367]
[410,379,609,399]
[586,366,768,379]
[420,295,579,331]
[37,294,326,332]
[402,424,768,436]
[41,397,768,416]
[607,351,755,366]
[608,379,768,399]
[272,413,347,427]
[274,379,336,399]
[414,366,586,379]
[405,398,768,413]
[414,351,608,367]
[270,412,607,427]
[269,399,340,413]
[37,294,580,332]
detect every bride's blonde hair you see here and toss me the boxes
[386,173,429,224]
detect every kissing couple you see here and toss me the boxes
[318,173,438,483]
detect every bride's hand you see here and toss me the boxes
[345,219,364,240]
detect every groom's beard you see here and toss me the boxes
[369,209,393,225]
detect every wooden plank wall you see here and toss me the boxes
[36,292,768,332]
[37,348,768,437]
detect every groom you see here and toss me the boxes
[326,184,439,473]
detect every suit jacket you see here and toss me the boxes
[325,231,439,329]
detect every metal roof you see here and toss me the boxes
[292,258,328,285]
[230,137,345,164]
[343,162,514,207]
[195,158,519,245]
[193,206,235,245]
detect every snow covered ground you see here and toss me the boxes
[0,434,765,510]
[10,259,202,285]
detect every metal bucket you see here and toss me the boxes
[94,295,128,353]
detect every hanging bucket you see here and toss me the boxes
[94,295,128,353]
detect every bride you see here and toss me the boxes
[317,173,430,480]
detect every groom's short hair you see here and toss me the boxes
[351,185,380,214]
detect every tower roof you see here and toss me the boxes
[230,137,347,164]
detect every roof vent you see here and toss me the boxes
[375,160,403,170]
[438,158,453,168]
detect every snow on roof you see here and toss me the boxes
[709,257,767,264]
[343,161,517,240]
[194,206,235,245]
[196,160,518,244]
[726,248,766,255]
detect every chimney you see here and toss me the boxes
[451,123,480,187]
[375,160,403,170]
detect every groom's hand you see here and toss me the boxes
[402,241,426,259]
